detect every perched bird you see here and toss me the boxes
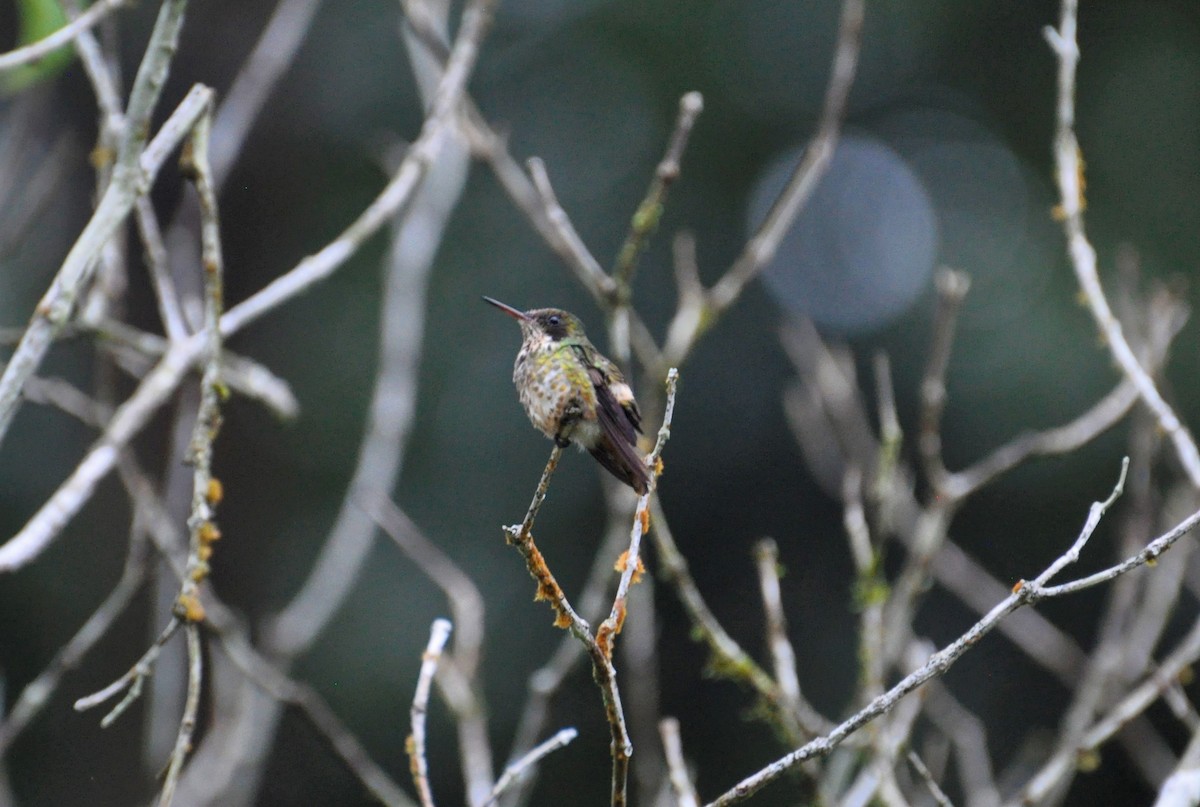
[483,297,650,494]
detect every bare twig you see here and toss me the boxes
[1045,0,1200,487]
[484,728,578,807]
[907,749,955,807]
[918,269,970,495]
[1015,611,1200,805]
[662,0,864,370]
[361,491,492,804]
[525,158,615,299]
[156,98,226,807]
[0,0,131,73]
[0,0,195,448]
[0,530,148,755]
[410,619,453,807]
[608,93,704,362]
[158,623,202,807]
[74,619,182,724]
[659,718,700,807]
[209,0,323,191]
[753,539,805,722]
[612,92,705,289]
[705,461,1199,806]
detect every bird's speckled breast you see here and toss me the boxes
[513,344,597,441]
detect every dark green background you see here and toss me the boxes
[1,1,1199,805]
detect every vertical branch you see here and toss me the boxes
[917,269,970,496]
[159,99,224,807]
[410,620,453,807]
[1045,0,1200,487]
[659,718,700,807]
[608,93,704,364]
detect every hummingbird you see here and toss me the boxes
[483,297,651,495]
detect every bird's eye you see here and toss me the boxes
[548,315,561,326]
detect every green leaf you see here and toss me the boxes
[2,0,78,96]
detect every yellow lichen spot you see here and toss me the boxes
[654,457,664,476]
[1145,555,1158,567]
[206,477,224,506]
[198,544,213,562]
[1051,204,1067,222]
[189,562,209,583]
[89,145,116,170]
[1179,666,1195,686]
[177,593,206,622]
[1076,748,1101,773]
[199,521,222,544]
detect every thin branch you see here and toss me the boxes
[753,538,805,721]
[662,0,864,370]
[158,623,201,807]
[705,461,1188,806]
[612,92,704,289]
[74,618,183,725]
[1045,0,1200,487]
[0,77,210,453]
[410,619,453,807]
[209,0,323,191]
[659,718,700,807]
[484,728,578,807]
[156,100,226,807]
[907,749,955,807]
[524,158,615,299]
[0,0,131,73]
[918,269,970,495]
[1016,610,1200,805]
[361,490,492,805]
[0,0,495,574]
[597,368,680,652]
[0,530,148,755]
[219,0,495,337]
[608,93,704,362]
[502,489,634,806]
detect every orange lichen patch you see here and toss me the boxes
[654,457,664,476]
[613,551,646,584]
[553,610,572,629]
[639,507,651,533]
[1011,579,1026,594]
[205,477,224,506]
[611,601,627,636]
[177,593,206,622]
[528,548,555,598]
[198,521,222,544]
[596,624,615,660]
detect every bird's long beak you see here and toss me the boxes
[482,296,529,321]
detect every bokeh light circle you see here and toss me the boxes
[749,135,938,333]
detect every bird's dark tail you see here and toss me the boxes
[589,434,650,494]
